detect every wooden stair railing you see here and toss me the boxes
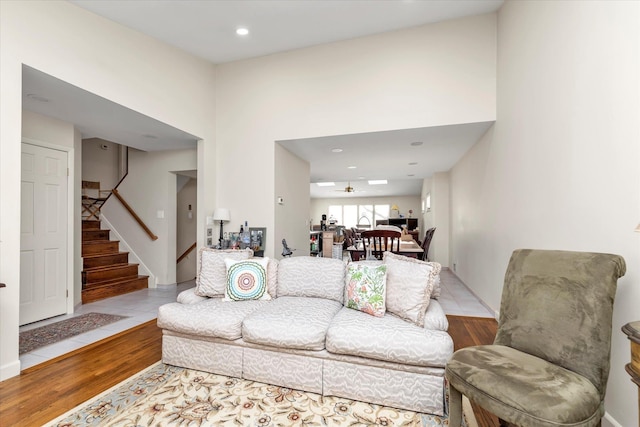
[111,188,158,241]
[177,242,197,264]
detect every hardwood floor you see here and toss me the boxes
[0,320,162,427]
[448,315,501,427]
[0,316,499,427]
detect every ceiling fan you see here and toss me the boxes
[336,182,356,193]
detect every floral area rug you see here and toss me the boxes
[46,362,476,426]
[20,312,127,354]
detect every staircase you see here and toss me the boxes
[82,220,149,303]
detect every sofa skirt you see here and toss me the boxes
[323,359,445,416]
[162,330,445,415]
[162,333,244,378]
[243,347,324,394]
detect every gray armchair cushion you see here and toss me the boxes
[446,345,601,426]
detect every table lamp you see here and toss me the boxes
[213,208,230,247]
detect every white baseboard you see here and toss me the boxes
[448,269,499,320]
[99,214,157,288]
[0,359,21,381]
[602,411,623,427]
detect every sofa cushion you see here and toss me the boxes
[224,257,271,301]
[431,274,442,299]
[276,257,345,304]
[157,298,268,340]
[195,248,253,297]
[422,299,449,332]
[383,252,441,327]
[265,257,278,298]
[345,263,387,317]
[177,287,208,305]
[326,307,453,367]
[242,296,343,350]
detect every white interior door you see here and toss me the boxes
[20,143,68,326]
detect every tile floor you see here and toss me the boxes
[19,269,494,370]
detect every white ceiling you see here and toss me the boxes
[22,0,503,197]
[69,0,503,64]
[22,66,199,152]
[279,122,493,198]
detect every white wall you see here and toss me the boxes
[449,2,639,426]
[0,0,216,379]
[214,13,497,258]
[176,177,197,283]
[431,172,450,266]
[275,144,311,258]
[102,148,197,285]
[82,138,120,191]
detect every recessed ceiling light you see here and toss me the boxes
[358,176,366,180]
[410,141,423,146]
[368,180,388,185]
[347,166,357,169]
[408,162,418,166]
[331,148,343,153]
[236,27,249,36]
[316,182,335,187]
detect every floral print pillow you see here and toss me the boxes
[345,263,387,317]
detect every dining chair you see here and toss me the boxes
[360,230,401,260]
[421,227,436,261]
[445,249,626,427]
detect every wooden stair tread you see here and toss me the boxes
[81,276,149,304]
[82,221,101,230]
[83,252,128,259]
[83,274,148,288]
[83,263,135,272]
[80,218,148,303]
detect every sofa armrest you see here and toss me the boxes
[422,300,448,331]
[177,287,209,305]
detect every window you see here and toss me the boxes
[343,205,358,228]
[374,204,389,222]
[326,204,390,228]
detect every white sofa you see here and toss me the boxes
[157,249,453,415]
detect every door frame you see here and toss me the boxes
[21,137,76,315]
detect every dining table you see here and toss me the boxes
[346,238,423,261]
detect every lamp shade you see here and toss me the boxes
[391,205,399,211]
[635,223,640,232]
[213,208,230,222]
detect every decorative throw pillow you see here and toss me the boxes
[195,248,253,297]
[266,257,279,299]
[345,263,387,317]
[383,252,441,327]
[224,257,271,301]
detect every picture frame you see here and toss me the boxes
[249,227,266,256]
[205,226,215,247]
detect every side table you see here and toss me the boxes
[622,321,640,427]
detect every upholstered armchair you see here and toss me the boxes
[446,249,626,427]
